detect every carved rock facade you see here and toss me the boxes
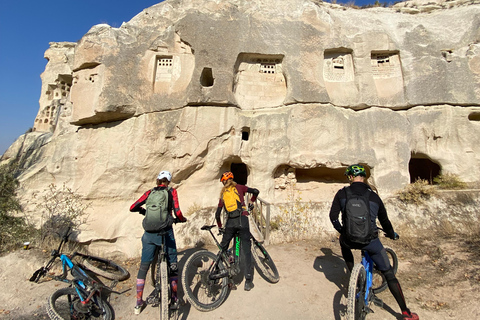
[2,0,480,256]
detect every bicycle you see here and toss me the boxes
[144,227,181,320]
[181,223,279,312]
[30,228,129,320]
[346,230,399,320]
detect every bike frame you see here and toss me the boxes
[361,251,374,306]
[30,231,111,308]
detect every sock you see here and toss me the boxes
[170,276,178,301]
[136,279,145,306]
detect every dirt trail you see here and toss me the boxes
[0,238,478,319]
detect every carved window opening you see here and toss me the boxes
[259,62,276,74]
[200,67,214,87]
[242,127,250,141]
[468,112,480,121]
[409,153,441,184]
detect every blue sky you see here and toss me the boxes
[0,0,383,155]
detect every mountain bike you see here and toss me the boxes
[346,231,399,320]
[181,224,279,312]
[30,228,129,320]
[144,228,181,320]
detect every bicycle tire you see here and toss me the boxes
[81,255,129,281]
[157,258,169,320]
[372,246,398,294]
[181,250,228,312]
[346,263,368,320]
[251,240,280,283]
[46,287,113,320]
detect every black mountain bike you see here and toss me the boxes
[181,224,279,312]
[144,229,178,320]
[30,228,129,320]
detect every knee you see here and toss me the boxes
[382,268,398,283]
[137,261,151,280]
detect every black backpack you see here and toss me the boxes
[343,187,375,244]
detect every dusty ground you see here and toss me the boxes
[1,232,479,320]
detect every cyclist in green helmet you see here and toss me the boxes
[329,164,419,320]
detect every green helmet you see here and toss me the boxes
[345,164,367,177]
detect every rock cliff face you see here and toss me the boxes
[2,0,480,256]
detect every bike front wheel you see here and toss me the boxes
[157,258,169,320]
[46,287,113,320]
[181,250,228,312]
[251,240,280,283]
[346,263,368,320]
[372,246,398,294]
[81,255,129,281]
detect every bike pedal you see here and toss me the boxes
[372,296,384,308]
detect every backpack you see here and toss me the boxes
[343,187,375,244]
[142,188,172,232]
[222,186,243,218]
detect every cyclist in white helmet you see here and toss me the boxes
[130,170,187,314]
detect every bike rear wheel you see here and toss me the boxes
[81,255,129,281]
[47,287,113,320]
[251,240,280,283]
[181,250,228,312]
[157,258,169,320]
[372,246,398,294]
[347,263,368,320]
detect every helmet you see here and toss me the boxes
[345,164,367,177]
[157,170,172,182]
[220,171,234,182]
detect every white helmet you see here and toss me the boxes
[157,170,172,182]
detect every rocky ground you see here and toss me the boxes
[1,230,479,320]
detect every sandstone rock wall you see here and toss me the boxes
[2,0,480,257]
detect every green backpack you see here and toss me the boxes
[142,188,172,232]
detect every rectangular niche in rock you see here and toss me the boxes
[323,49,358,104]
[233,53,286,110]
[155,56,174,83]
[370,51,404,100]
[371,52,402,79]
[323,50,354,83]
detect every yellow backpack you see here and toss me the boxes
[222,186,243,218]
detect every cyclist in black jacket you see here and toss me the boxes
[329,164,419,320]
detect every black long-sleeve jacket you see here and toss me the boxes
[329,182,395,239]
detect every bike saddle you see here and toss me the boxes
[201,225,216,230]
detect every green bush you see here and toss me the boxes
[0,162,36,253]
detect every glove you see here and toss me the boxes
[387,231,399,240]
[139,208,146,216]
[218,227,225,235]
[248,203,254,211]
[180,217,187,223]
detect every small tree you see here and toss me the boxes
[38,183,91,241]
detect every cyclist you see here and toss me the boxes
[130,170,187,314]
[329,164,419,320]
[215,171,259,291]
